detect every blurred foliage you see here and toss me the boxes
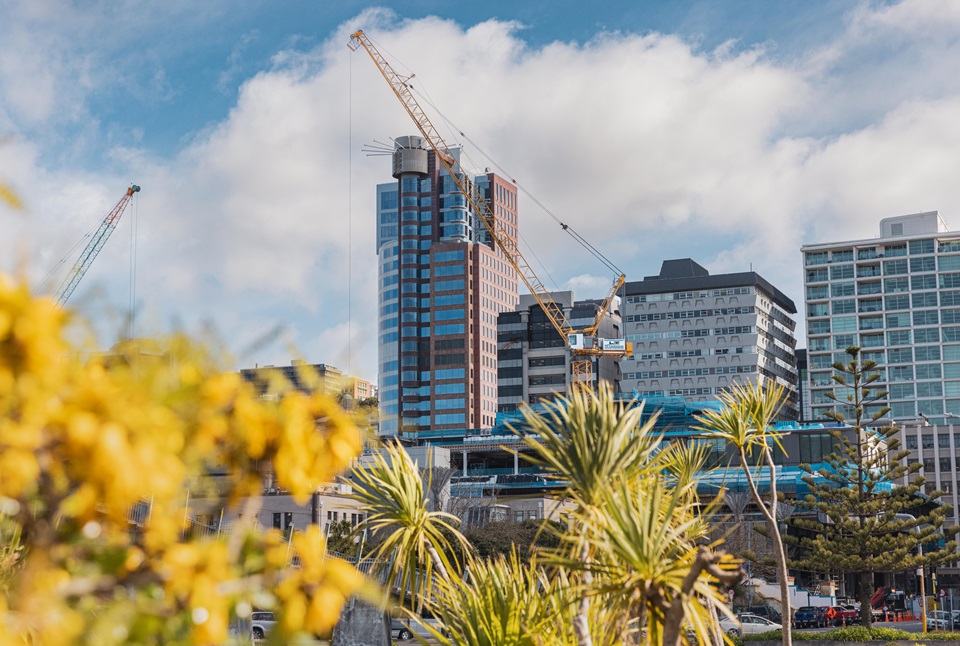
[0,182,21,210]
[0,273,367,644]
[463,519,563,563]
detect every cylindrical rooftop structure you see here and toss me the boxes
[392,135,429,178]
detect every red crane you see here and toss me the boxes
[53,184,140,309]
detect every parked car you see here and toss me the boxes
[951,609,960,629]
[812,606,830,627]
[390,609,445,641]
[251,611,276,640]
[927,610,953,630]
[736,613,783,635]
[747,605,782,624]
[793,606,820,628]
[842,604,862,624]
[825,605,857,626]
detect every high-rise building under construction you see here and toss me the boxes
[375,136,519,436]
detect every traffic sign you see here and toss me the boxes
[941,588,947,598]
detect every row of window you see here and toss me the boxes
[623,365,756,380]
[624,287,754,303]
[807,290,960,316]
[626,306,754,322]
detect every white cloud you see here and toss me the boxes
[4,0,960,380]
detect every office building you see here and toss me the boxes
[897,420,960,588]
[496,291,622,414]
[802,211,960,422]
[619,259,799,418]
[240,361,344,399]
[376,135,519,435]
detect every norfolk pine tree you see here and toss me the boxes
[790,346,958,627]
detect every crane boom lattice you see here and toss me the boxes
[53,184,140,309]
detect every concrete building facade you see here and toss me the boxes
[496,291,622,414]
[619,259,799,418]
[376,135,519,436]
[801,211,960,423]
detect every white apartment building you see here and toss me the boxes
[802,212,960,423]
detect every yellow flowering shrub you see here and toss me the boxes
[0,273,365,644]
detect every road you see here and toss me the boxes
[796,618,925,634]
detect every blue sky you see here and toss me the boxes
[3,0,960,383]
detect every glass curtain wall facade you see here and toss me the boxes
[802,211,960,423]
[376,136,519,436]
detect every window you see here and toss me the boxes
[888,348,913,363]
[918,383,943,398]
[435,324,465,336]
[810,320,831,334]
[885,294,910,310]
[832,250,854,262]
[806,252,828,265]
[916,346,941,362]
[912,256,937,272]
[799,433,836,464]
[434,279,464,292]
[884,277,909,292]
[886,313,910,328]
[890,383,915,399]
[435,368,465,380]
[273,513,282,529]
[434,264,463,277]
[906,435,918,449]
[807,286,829,299]
[886,330,911,346]
[915,328,940,343]
[808,303,829,317]
[859,317,883,330]
[434,249,464,262]
[434,309,464,321]
[858,281,882,295]
[942,273,960,289]
[912,292,938,308]
[832,300,856,315]
[883,259,907,275]
[830,264,854,280]
[859,299,882,313]
[435,413,465,425]
[913,274,938,290]
[860,334,884,348]
[916,364,942,380]
[910,239,935,254]
[885,244,906,256]
[807,268,828,281]
[830,283,854,297]
[833,334,856,349]
[832,317,857,332]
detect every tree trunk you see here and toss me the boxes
[859,573,874,628]
[424,542,450,583]
[572,541,594,646]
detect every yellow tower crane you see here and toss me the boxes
[348,30,629,387]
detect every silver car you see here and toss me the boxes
[251,611,276,640]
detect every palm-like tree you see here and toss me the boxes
[695,381,791,646]
[518,383,742,646]
[350,442,471,608]
[516,382,657,646]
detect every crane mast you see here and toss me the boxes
[348,30,629,385]
[53,184,140,309]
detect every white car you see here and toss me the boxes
[927,610,953,630]
[719,613,782,637]
[251,611,276,640]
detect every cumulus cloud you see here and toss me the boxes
[3,0,960,380]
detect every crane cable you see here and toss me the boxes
[35,212,106,293]
[407,83,624,278]
[128,190,138,338]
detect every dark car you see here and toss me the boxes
[747,605,782,624]
[794,606,823,629]
[812,606,829,627]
